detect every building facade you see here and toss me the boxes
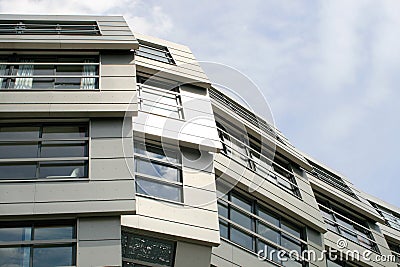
[0,14,398,267]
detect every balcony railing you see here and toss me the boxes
[137,83,184,119]
[209,87,306,161]
[0,21,100,35]
[217,127,301,197]
[305,162,358,200]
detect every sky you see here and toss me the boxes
[1,0,399,207]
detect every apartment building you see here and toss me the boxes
[0,14,398,267]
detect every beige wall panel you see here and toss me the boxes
[136,197,219,230]
[91,137,133,159]
[90,158,134,180]
[174,241,212,267]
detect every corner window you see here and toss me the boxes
[122,231,175,267]
[134,138,183,202]
[0,55,99,90]
[370,202,400,231]
[0,221,76,267]
[0,123,89,180]
[317,197,379,253]
[217,189,307,266]
[136,41,175,64]
[216,121,301,197]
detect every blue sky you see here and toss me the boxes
[2,0,399,207]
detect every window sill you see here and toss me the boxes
[136,193,184,206]
[0,177,89,183]
[0,88,100,92]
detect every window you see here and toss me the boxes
[308,161,358,200]
[136,41,175,64]
[0,123,88,180]
[317,197,379,252]
[137,73,184,119]
[134,138,183,202]
[0,221,76,267]
[0,20,100,35]
[388,241,400,266]
[0,55,99,89]
[370,202,400,231]
[122,231,175,267]
[216,123,301,197]
[217,189,307,266]
[326,258,362,267]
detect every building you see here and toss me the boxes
[0,14,398,267]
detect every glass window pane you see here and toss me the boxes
[39,161,87,178]
[32,246,73,267]
[42,125,87,138]
[281,221,301,239]
[0,142,38,158]
[257,240,280,264]
[56,65,84,76]
[0,246,30,267]
[281,235,302,254]
[34,226,73,240]
[134,141,179,163]
[217,202,228,218]
[258,207,279,227]
[0,227,31,241]
[257,222,280,244]
[339,227,358,243]
[327,259,342,267]
[135,158,180,182]
[122,232,174,267]
[231,193,252,212]
[0,126,39,139]
[40,141,87,157]
[219,220,228,239]
[230,227,253,251]
[136,177,182,202]
[282,258,303,267]
[231,208,253,230]
[0,163,37,179]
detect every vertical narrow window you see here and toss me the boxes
[15,60,34,89]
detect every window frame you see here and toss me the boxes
[135,41,175,65]
[0,54,100,90]
[136,73,184,120]
[0,122,89,181]
[134,137,183,203]
[217,188,308,266]
[0,220,77,267]
[317,197,379,253]
[216,124,301,198]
